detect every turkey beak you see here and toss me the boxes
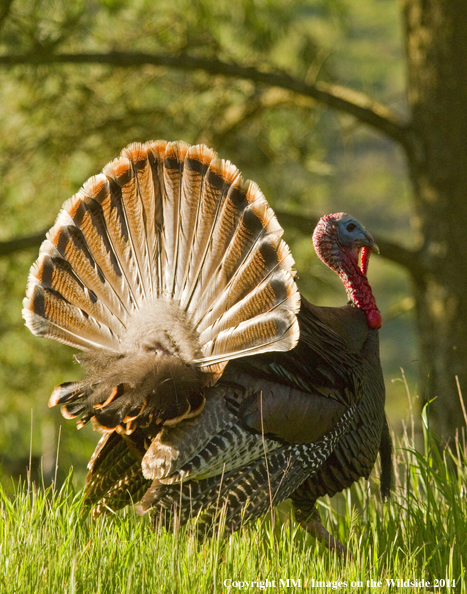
[363,232,380,254]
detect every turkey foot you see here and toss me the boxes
[301,517,349,557]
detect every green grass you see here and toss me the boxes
[0,412,466,594]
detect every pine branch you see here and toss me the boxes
[0,0,15,33]
[0,50,412,150]
[0,230,47,257]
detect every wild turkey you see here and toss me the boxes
[23,140,389,549]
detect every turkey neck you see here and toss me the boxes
[336,247,381,330]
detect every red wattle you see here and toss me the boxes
[360,246,371,275]
[366,309,382,329]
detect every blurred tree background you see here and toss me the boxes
[1,0,464,489]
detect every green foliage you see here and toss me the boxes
[0,419,465,593]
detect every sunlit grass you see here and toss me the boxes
[0,407,466,594]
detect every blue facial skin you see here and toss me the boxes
[336,215,378,253]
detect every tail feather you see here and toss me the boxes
[96,164,148,307]
[175,145,217,302]
[145,141,168,298]
[198,311,299,368]
[178,158,244,312]
[188,185,276,327]
[31,253,125,339]
[121,142,162,301]
[159,142,190,298]
[23,283,120,350]
[198,236,295,326]
[49,202,133,323]
[73,178,138,307]
[109,153,153,301]
[198,269,298,346]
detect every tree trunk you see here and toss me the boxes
[403,0,467,438]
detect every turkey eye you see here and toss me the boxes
[346,223,357,232]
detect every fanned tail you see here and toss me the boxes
[23,140,300,431]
